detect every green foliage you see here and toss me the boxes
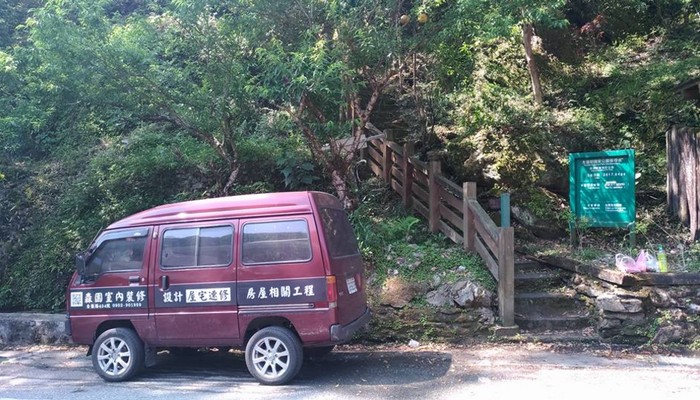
[351,185,494,291]
[277,151,320,190]
[1,0,700,312]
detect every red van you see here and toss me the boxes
[66,191,370,385]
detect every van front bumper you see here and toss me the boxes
[330,307,371,343]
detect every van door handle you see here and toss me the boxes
[160,275,170,291]
[128,276,140,284]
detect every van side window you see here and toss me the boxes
[86,229,148,275]
[319,208,360,258]
[161,226,233,269]
[242,220,312,265]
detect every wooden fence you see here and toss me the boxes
[365,136,516,328]
[667,125,700,241]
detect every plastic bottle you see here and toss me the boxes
[657,245,668,273]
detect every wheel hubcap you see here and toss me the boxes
[252,337,290,378]
[97,337,131,376]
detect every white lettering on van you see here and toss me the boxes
[126,291,134,302]
[304,285,315,297]
[258,287,268,299]
[269,287,279,298]
[293,286,302,296]
[185,287,231,303]
[136,290,146,302]
[246,288,255,299]
[94,292,103,303]
[281,286,291,298]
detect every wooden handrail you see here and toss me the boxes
[364,136,516,331]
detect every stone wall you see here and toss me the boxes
[0,313,70,346]
[359,275,496,343]
[572,274,700,344]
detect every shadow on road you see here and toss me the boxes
[143,348,453,386]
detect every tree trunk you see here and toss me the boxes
[521,23,543,106]
[331,169,355,210]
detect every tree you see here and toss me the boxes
[430,0,567,105]
[240,0,415,208]
[26,1,256,194]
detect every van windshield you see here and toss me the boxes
[319,208,360,258]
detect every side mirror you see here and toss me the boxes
[75,253,87,277]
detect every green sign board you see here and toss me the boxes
[569,149,635,228]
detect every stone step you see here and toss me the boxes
[515,312,593,331]
[514,290,582,311]
[514,271,563,290]
[515,260,552,274]
[502,327,600,343]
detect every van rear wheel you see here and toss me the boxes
[245,326,302,385]
[92,327,144,382]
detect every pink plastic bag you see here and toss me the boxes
[634,250,648,272]
[615,253,646,273]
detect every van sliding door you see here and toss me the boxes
[153,222,239,344]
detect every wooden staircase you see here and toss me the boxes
[513,260,597,341]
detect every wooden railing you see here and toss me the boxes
[365,136,516,329]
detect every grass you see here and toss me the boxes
[351,180,496,291]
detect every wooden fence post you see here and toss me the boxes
[463,182,476,251]
[497,227,515,327]
[382,135,393,184]
[428,153,441,233]
[402,142,415,208]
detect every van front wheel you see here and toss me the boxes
[245,326,302,385]
[92,328,144,382]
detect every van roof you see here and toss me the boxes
[107,191,337,230]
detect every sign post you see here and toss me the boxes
[569,150,636,247]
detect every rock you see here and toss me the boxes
[426,285,452,307]
[477,307,496,325]
[408,339,420,348]
[652,325,686,344]
[379,276,426,309]
[452,280,492,308]
[596,294,643,313]
[650,288,675,308]
[688,304,700,315]
[431,274,442,289]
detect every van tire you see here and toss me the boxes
[92,328,145,382]
[245,326,303,385]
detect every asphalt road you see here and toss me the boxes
[1,342,699,400]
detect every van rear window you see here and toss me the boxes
[319,208,360,258]
[161,226,233,268]
[242,220,312,265]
